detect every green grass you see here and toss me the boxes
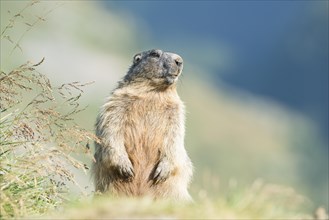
[46,182,313,219]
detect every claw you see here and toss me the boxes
[152,160,171,185]
[121,165,134,180]
[153,167,161,180]
[114,157,134,181]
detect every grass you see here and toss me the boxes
[45,180,314,219]
[0,52,97,219]
[0,1,97,218]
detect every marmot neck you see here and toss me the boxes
[118,78,178,93]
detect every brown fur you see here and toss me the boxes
[92,49,193,201]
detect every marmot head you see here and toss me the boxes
[124,49,184,88]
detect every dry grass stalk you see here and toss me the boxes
[0,1,97,218]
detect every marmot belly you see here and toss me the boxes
[111,107,168,196]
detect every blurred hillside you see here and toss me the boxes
[1,0,328,213]
[109,1,329,141]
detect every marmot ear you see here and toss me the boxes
[133,54,142,64]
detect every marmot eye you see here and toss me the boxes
[150,51,161,58]
[134,54,142,63]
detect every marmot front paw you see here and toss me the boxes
[152,159,173,184]
[112,156,134,181]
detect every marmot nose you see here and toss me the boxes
[173,54,183,67]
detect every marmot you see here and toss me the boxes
[93,49,193,201]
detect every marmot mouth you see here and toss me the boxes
[165,75,178,85]
[166,69,181,78]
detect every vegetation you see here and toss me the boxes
[45,179,315,219]
[0,1,96,218]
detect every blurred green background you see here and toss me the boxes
[1,1,328,209]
